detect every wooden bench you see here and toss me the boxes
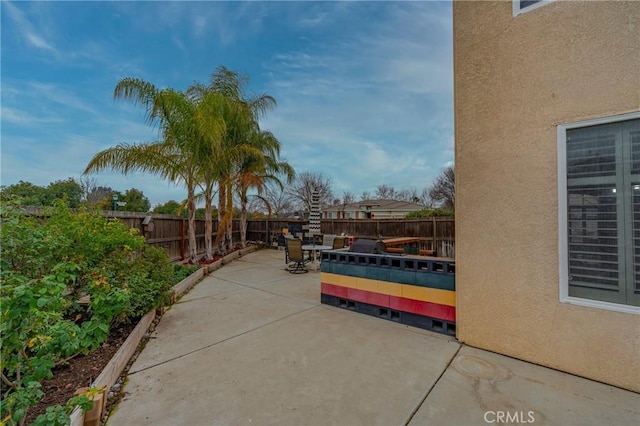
[380,238,435,256]
[386,247,404,253]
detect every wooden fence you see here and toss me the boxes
[20,208,455,261]
[246,218,456,258]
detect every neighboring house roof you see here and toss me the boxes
[323,199,425,213]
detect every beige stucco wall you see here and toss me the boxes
[454,1,640,392]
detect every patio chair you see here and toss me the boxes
[332,236,345,250]
[322,234,336,247]
[283,234,296,264]
[285,238,308,274]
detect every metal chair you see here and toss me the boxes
[322,234,336,247]
[332,236,345,250]
[285,238,308,274]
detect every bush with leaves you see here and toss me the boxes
[405,208,454,218]
[172,264,199,284]
[0,201,175,425]
[112,246,174,319]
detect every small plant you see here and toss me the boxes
[0,264,87,426]
[31,394,93,426]
[172,264,198,284]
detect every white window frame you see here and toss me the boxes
[513,0,553,17]
[557,111,640,315]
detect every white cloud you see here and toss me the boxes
[257,2,453,196]
[27,82,99,115]
[2,1,60,56]
[1,106,63,125]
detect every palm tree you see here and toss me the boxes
[187,79,261,257]
[187,86,231,260]
[195,66,281,254]
[235,129,294,247]
[84,78,224,263]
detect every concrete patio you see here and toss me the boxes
[108,249,640,425]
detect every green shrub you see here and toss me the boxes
[405,208,455,218]
[116,246,174,320]
[172,264,198,284]
[0,201,174,424]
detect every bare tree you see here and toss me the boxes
[374,184,397,199]
[396,188,421,204]
[246,196,266,216]
[420,187,436,208]
[342,191,355,205]
[285,170,333,212]
[360,191,372,201]
[78,176,112,208]
[429,165,455,210]
[262,181,296,217]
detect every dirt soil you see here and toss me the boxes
[23,322,136,425]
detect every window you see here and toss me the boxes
[513,0,552,16]
[558,112,640,314]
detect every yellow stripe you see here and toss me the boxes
[321,272,455,306]
[355,277,402,297]
[321,272,358,288]
[401,285,456,306]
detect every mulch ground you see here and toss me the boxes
[23,322,136,425]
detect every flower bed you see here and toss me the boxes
[69,265,205,425]
[0,202,188,425]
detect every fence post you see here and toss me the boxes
[180,220,186,261]
[432,217,437,256]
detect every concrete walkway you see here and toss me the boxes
[108,249,640,426]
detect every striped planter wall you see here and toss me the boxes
[320,251,456,336]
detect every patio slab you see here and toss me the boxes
[108,249,640,426]
[410,345,640,425]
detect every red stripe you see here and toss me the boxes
[346,287,390,307]
[322,283,455,322]
[321,282,349,298]
[321,283,390,307]
[389,296,456,322]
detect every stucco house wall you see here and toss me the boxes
[454,1,640,392]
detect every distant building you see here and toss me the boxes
[323,199,425,220]
[454,0,639,392]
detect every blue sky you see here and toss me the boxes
[1,0,453,208]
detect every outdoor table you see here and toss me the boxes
[301,244,332,271]
[382,237,420,247]
[382,237,421,254]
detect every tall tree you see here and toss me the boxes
[0,181,46,205]
[285,170,333,213]
[195,66,282,254]
[262,181,296,217]
[420,187,435,208]
[342,191,355,206]
[85,78,223,263]
[235,129,294,247]
[152,200,183,215]
[374,184,397,200]
[429,165,455,211]
[41,178,84,208]
[79,176,113,208]
[120,188,151,212]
